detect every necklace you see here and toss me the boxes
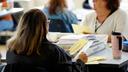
[95,20,103,33]
[95,11,112,33]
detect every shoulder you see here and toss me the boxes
[40,41,66,54]
[115,9,126,14]
[85,11,96,19]
[82,11,96,24]
[41,41,71,62]
[62,9,76,16]
[42,7,49,14]
[112,9,127,18]
[64,9,73,13]
[41,40,60,50]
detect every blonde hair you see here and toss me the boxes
[7,9,48,55]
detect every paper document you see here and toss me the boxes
[69,39,88,55]
[73,40,93,61]
[71,39,106,61]
[72,24,92,34]
[86,56,106,64]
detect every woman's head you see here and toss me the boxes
[48,0,67,15]
[7,9,48,55]
[93,0,120,12]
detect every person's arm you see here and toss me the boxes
[54,44,88,63]
[112,10,128,41]
[114,10,127,33]
[122,12,128,39]
[81,13,94,34]
[53,45,72,64]
[54,45,88,72]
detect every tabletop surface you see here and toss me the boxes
[88,48,128,68]
[0,8,23,17]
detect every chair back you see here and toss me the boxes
[11,11,23,31]
[0,64,6,72]
[49,19,73,33]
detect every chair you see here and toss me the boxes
[11,10,24,31]
[0,11,23,44]
[14,2,22,8]
[0,64,6,72]
[83,0,92,9]
[2,64,48,72]
[49,19,73,33]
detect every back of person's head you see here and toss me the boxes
[48,0,67,15]
[7,9,48,55]
[105,0,120,12]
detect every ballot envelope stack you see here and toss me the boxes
[56,34,108,59]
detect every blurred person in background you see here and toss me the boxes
[0,0,14,31]
[42,0,78,33]
[82,0,128,41]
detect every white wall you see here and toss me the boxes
[74,0,84,9]
[120,0,128,11]
[14,0,46,12]
[15,0,85,11]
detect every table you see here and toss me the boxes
[0,39,128,72]
[0,8,23,17]
[86,48,128,72]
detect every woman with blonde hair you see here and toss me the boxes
[5,9,87,72]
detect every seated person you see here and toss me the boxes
[42,0,78,33]
[0,0,14,31]
[0,15,13,31]
[5,9,88,72]
[82,0,128,41]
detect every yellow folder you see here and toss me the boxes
[72,24,92,34]
[69,39,88,55]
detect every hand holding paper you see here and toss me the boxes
[79,52,88,63]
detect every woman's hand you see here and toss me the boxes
[78,52,88,63]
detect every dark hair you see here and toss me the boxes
[105,0,120,12]
[7,9,48,55]
[49,0,67,15]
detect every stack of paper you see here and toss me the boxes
[69,39,88,55]
[47,32,74,43]
[56,34,107,61]
[73,40,94,61]
[85,40,106,56]
[56,35,87,51]
[57,34,87,44]
[95,35,108,44]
